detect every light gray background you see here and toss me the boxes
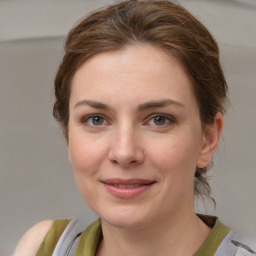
[1,0,256,255]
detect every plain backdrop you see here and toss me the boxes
[1,0,256,255]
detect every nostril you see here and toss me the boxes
[110,158,139,166]
[109,151,144,167]
[108,136,144,167]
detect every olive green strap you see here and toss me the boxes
[195,218,231,256]
[75,219,102,256]
[74,217,230,256]
[37,217,229,256]
[37,219,71,256]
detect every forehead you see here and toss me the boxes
[74,45,189,80]
[70,45,196,109]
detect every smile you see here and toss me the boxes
[101,179,155,199]
[112,184,142,188]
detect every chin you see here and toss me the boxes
[97,206,157,230]
[103,216,151,230]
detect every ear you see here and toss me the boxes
[65,140,73,164]
[67,144,74,164]
[196,112,224,168]
[64,129,72,162]
[68,149,72,163]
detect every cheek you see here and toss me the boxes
[68,134,108,204]
[148,133,201,179]
[68,133,107,176]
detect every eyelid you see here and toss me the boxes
[80,113,110,127]
[79,113,175,128]
[144,113,176,126]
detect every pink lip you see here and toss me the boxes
[101,179,155,199]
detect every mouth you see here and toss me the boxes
[111,184,144,188]
[101,179,156,199]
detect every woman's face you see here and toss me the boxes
[68,45,217,229]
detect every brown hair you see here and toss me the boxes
[53,0,228,200]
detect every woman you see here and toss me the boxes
[14,1,255,255]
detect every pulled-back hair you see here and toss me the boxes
[53,0,228,200]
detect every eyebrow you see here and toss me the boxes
[138,99,184,111]
[74,100,110,110]
[73,99,184,110]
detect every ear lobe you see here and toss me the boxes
[68,149,72,163]
[67,145,74,164]
[197,112,224,168]
[66,142,73,164]
[64,132,72,163]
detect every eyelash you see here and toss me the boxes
[145,113,176,127]
[80,113,176,128]
[80,114,109,127]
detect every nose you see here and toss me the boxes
[108,124,144,167]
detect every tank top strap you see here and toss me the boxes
[37,219,71,256]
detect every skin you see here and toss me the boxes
[68,45,223,256]
[13,220,53,256]
[14,44,223,256]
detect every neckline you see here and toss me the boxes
[195,215,231,256]
[76,216,231,256]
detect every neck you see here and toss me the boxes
[96,212,211,256]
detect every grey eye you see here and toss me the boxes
[153,116,167,125]
[91,116,104,126]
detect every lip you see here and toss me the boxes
[101,178,156,199]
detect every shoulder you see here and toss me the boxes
[215,230,256,256]
[13,220,53,256]
[231,232,256,255]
